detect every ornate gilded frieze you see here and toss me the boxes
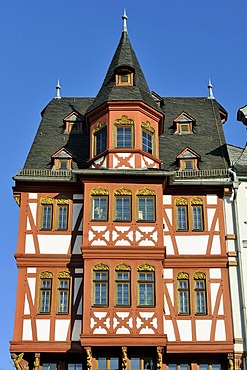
[56,198,69,205]
[175,197,188,206]
[115,262,131,271]
[114,115,134,126]
[58,271,70,279]
[137,263,155,271]
[141,121,155,134]
[177,272,189,280]
[193,271,206,280]
[136,187,156,196]
[40,196,54,205]
[93,262,109,271]
[93,121,107,134]
[91,187,109,196]
[85,347,92,370]
[191,197,203,205]
[13,194,21,207]
[40,270,53,279]
[122,347,128,370]
[114,187,132,196]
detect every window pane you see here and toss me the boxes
[117,283,129,305]
[168,365,177,370]
[110,358,119,370]
[139,283,154,305]
[180,365,189,370]
[193,206,203,230]
[92,197,107,220]
[42,364,57,370]
[142,131,153,154]
[42,205,52,229]
[68,364,82,370]
[131,358,140,370]
[138,197,154,221]
[199,365,208,370]
[57,205,68,230]
[212,365,221,370]
[40,291,51,312]
[98,358,107,369]
[115,197,131,221]
[96,129,107,155]
[144,358,154,370]
[116,127,132,148]
[177,206,188,230]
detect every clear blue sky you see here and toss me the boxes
[1,1,246,369]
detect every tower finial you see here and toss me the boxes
[208,78,215,99]
[122,9,128,33]
[55,79,61,99]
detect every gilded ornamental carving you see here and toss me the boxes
[14,194,21,207]
[122,346,128,370]
[114,187,132,196]
[115,262,131,271]
[85,347,92,370]
[193,271,206,280]
[93,121,107,134]
[141,121,155,134]
[177,272,189,280]
[136,187,155,196]
[191,197,203,205]
[40,196,54,205]
[93,263,109,271]
[114,115,134,126]
[58,271,70,279]
[40,270,53,279]
[137,263,155,271]
[91,187,109,196]
[175,197,188,206]
[56,198,69,205]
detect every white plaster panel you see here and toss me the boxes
[151,317,158,329]
[176,235,208,254]
[143,155,155,166]
[195,320,212,341]
[163,195,172,205]
[88,230,95,241]
[22,319,32,340]
[163,268,173,279]
[129,155,135,168]
[215,220,219,231]
[136,317,144,328]
[126,231,134,240]
[104,317,110,329]
[207,208,215,231]
[163,318,176,341]
[102,230,110,241]
[91,226,107,232]
[25,235,35,254]
[218,296,224,315]
[93,327,107,334]
[27,267,36,273]
[116,312,130,319]
[29,203,37,225]
[116,326,130,334]
[164,235,174,255]
[27,277,36,305]
[94,312,107,319]
[140,327,155,334]
[164,209,173,230]
[38,235,71,254]
[211,235,221,254]
[55,320,70,341]
[210,283,220,313]
[139,312,155,319]
[24,295,30,315]
[166,283,174,306]
[90,317,97,328]
[139,227,155,233]
[115,239,131,246]
[91,239,107,246]
[73,278,82,305]
[75,268,83,273]
[29,193,38,199]
[215,320,226,340]
[113,156,118,168]
[139,239,155,246]
[72,204,82,231]
[36,319,50,341]
[206,195,218,205]
[113,317,120,328]
[177,320,192,341]
[26,218,31,231]
[71,320,81,341]
[209,268,221,279]
[72,236,82,255]
[73,194,84,200]
[114,226,131,233]
[77,298,82,315]
[94,156,104,164]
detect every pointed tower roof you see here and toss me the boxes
[87,12,161,114]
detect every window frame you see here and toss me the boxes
[178,123,191,134]
[137,195,155,222]
[142,129,154,155]
[114,195,131,222]
[57,203,69,230]
[57,272,70,314]
[97,357,120,370]
[40,196,70,232]
[94,126,107,156]
[67,364,83,370]
[176,205,188,231]
[91,196,108,221]
[137,265,155,307]
[115,125,133,149]
[93,265,109,307]
[175,197,204,232]
[192,204,204,231]
[194,272,207,315]
[39,271,53,314]
[177,272,190,315]
[41,204,53,230]
[115,270,131,307]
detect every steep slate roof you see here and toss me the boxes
[227,144,247,174]
[86,30,162,114]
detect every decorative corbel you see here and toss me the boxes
[85,347,92,370]
[228,354,234,370]
[11,353,28,370]
[122,346,128,370]
[157,347,164,370]
[34,353,40,370]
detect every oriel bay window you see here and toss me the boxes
[137,263,155,307]
[114,115,134,148]
[57,271,70,314]
[114,188,132,221]
[115,263,131,306]
[194,271,207,314]
[141,121,155,155]
[137,188,156,221]
[93,121,107,156]
[177,272,190,315]
[39,271,53,313]
[91,187,109,221]
[93,263,109,306]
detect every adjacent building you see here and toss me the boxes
[10,12,242,370]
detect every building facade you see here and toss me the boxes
[10,13,240,370]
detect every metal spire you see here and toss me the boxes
[208,78,215,99]
[122,9,128,33]
[55,79,61,99]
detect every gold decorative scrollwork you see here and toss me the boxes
[40,270,53,279]
[114,187,132,196]
[91,187,109,196]
[115,262,131,271]
[34,355,40,370]
[114,115,134,126]
[14,195,21,207]
[56,198,69,205]
[93,121,107,134]
[11,353,28,370]
[191,197,203,205]
[84,347,92,370]
[177,272,189,280]
[58,271,70,279]
[122,347,128,370]
[137,263,155,272]
[193,271,206,280]
[40,196,54,205]
[136,188,156,196]
[175,197,188,206]
[93,263,109,271]
[157,347,163,370]
[141,121,155,134]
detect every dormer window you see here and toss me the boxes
[115,67,133,86]
[174,112,195,134]
[64,112,83,134]
[57,160,70,170]
[52,148,74,170]
[177,148,200,171]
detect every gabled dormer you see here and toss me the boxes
[64,112,83,134]
[115,66,134,86]
[51,147,75,170]
[177,148,200,170]
[174,112,195,134]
